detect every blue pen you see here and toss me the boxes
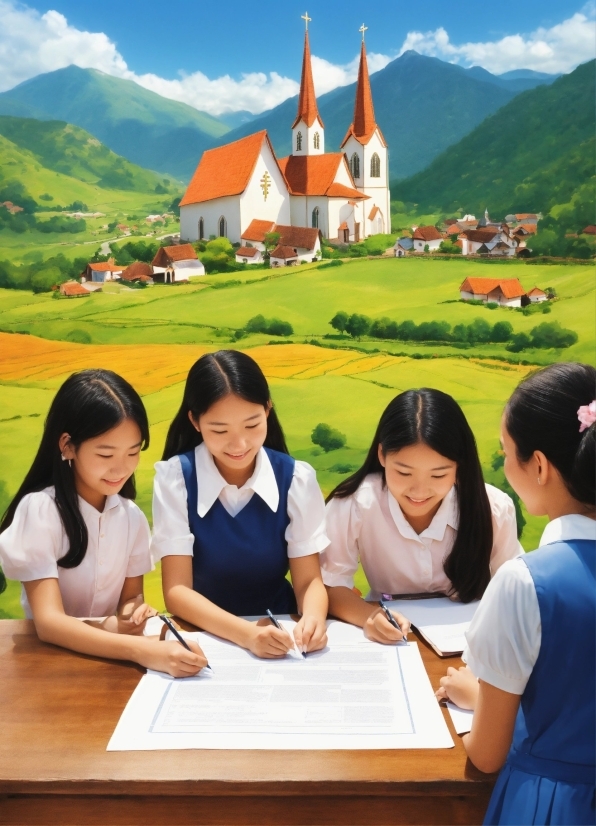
[379,599,408,642]
[159,614,213,672]
[266,609,306,658]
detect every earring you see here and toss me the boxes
[537,477,541,485]
[61,454,72,468]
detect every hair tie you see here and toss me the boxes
[577,401,596,433]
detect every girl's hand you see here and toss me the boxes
[293,615,327,653]
[246,619,294,658]
[141,638,208,678]
[435,665,479,710]
[116,595,158,636]
[364,607,410,644]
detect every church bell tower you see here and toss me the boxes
[291,13,324,157]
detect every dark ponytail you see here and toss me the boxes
[162,350,288,460]
[0,369,149,568]
[328,389,493,602]
[506,362,596,507]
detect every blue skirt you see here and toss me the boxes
[484,763,596,825]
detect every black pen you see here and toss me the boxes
[266,609,306,658]
[158,614,212,671]
[379,599,408,642]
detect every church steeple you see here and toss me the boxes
[352,37,377,142]
[291,16,324,155]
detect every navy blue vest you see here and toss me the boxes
[179,447,297,617]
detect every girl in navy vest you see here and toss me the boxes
[152,351,329,658]
[437,362,595,826]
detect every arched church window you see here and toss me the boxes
[296,131,303,151]
[350,153,360,179]
[371,153,381,178]
[313,131,320,149]
[312,207,319,229]
[218,216,227,238]
[198,217,204,240]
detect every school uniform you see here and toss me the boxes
[0,487,152,618]
[151,443,329,616]
[464,515,596,826]
[321,475,523,598]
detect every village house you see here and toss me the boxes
[581,225,596,235]
[59,281,90,298]
[459,228,517,256]
[84,260,123,283]
[460,277,527,308]
[411,225,443,252]
[270,245,299,267]
[240,220,321,262]
[152,243,205,282]
[393,237,414,257]
[121,262,154,284]
[527,287,548,303]
[235,246,264,265]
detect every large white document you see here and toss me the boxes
[386,597,479,657]
[108,619,454,751]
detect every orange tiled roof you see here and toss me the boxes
[88,261,122,271]
[461,228,499,243]
[152,244,198,267]
[527,287,546,296]
[515,213,537,220]
[340,41,385,148]
[121,262,154,281]
[368,206,380,220]
[180,131,279,206]
[236,247,258,257]
[279,154,366,199]
[412,225,442,241]
[460,277,526,299]
[275,225,320,250]
[519,223,538,234]
[582,225,596,234]
[271,245,298,259]
[60,281,89,297]
[241,219,276,242]
[292,32,323,129]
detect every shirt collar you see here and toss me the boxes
[539,514,596,546]
[78,493,121,518]
[387,485,458,542]
[195,442,279,517]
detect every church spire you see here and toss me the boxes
[292,28,323,129]
[352,36,376,140]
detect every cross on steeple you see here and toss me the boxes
[359,23,368,41]
[301,11,311,30]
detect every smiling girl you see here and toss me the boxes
[0,370,206,678]
[322,389,523,643]
[152,351,329,658]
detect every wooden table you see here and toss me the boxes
[0,620,496,825]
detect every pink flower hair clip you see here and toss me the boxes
[577,400,596,433]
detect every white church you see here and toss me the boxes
[179,21,390,245]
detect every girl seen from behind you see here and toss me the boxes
[322,389,523,641]
[437,362,595,826]
[153,351,329,658]
[0,370,206,678]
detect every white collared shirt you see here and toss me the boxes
[321,474,523,599]
[463,514,596,694]
[0,487,152,619]
[150,443,329,562]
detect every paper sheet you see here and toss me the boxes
[386,598,479,655]
[446,702,474,734]
[108,619,454,751]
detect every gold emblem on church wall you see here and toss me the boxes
[260,172,271,201]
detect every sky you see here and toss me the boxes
[0,0,594,116]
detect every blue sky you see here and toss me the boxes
[0,0,593,115]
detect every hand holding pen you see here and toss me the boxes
[267,609,306,658]
[363,600,411,644]
[158,614,213,673]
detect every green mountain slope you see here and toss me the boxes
[216,51,558,179]
[0,116,173,192]
[392,60,595,216]
[0,66,230,180]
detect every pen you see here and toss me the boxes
[379,599,408,642]
[266,609,306,658]
[158,614,212,671]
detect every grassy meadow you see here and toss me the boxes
[1,255,592,617]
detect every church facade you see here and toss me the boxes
[180,28,390,244]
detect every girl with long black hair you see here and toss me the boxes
[152,350,329,658]
[0,369,206,678]
[437,362,595,825]
[322,388,522,642]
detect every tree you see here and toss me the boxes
[31,266,62,294]
[530,321,578,349]
[330,311,349,336]
[267,319,293,336]
[311,423,347,452]
[345,313,371,339]
[490,321,514,342]
[245,314,268,333]
[467,317,492,344]
[507,332,532,352]
[263,232,281,258]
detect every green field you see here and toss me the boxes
[0,254,590,617]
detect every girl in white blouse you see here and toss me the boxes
[152,350,329,659]
[322,388,523,643]
[0,369,206,678]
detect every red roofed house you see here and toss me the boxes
[412,225,443,252]
[460,277,527,308]
[84,259,123,283]
[460,228,517,257]
[121,262,154,283]
[240,220,321,262]
[582,225,596,235]
[59,281,90,298]
[179,25,387,245]
[235,246,264,265]
[152,244,205,283]
[527,287,548,303]
[270,245,299,267]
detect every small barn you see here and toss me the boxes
[412,225,443,252]
[235,247,263,265]
[527,287,548,303]
[393,237,414,257]
[60,281,90,298]
[121,262,154,284]
[85,260,123,283]
[152,244,205,282]
[460,277,526,308]
[270,245,298,267]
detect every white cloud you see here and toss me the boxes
[399,6,596,74]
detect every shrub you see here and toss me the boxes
[244,315,293,336]
[490,321,513,342]
[319,259,344,269]
[530,321,578,349]
[311,423,347,452]
[66,329,92,344]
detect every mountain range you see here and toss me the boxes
[392,59,595,218]
[0,54,559,182]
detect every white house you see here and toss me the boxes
[412,225,443,252]
[527,287,548,303]
[84,260,123,283]
[393,237,413,257]
[235,246,263,265]
[459,229,517,257]
[460,277,526,308]
[241,220,321,262]
[270,245,299,267]
[152,244,205,282]
[179,26,389,246]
